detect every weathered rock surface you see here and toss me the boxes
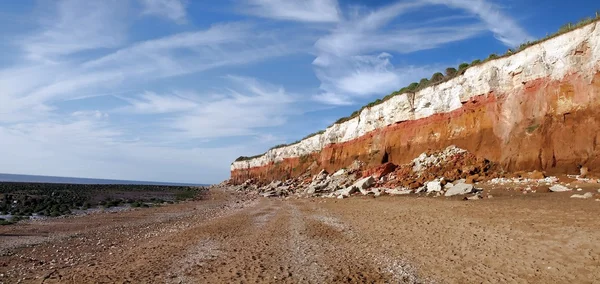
[339,176,375,196]
[445,183,475,197]
[426,181,443,193]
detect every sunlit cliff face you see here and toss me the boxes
[231,22,600,184]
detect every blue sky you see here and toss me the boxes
[0,0,596,184]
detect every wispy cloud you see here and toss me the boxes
[166,76,296,139]
[20,0,128,62]
[422,0,531,46]
[240,0,341,23]
[119,91,198,114]
[311,1,490,105]
[313,53,439,104]
[139,0,187,24]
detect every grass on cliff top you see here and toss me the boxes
[234,12,600,163]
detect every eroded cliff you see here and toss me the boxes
[231,21,600,184]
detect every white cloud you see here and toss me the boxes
[422,0,531,46]
[72,110,109,119]
[311,0,529,105]
[120,91,198,114]
[167,76,296,139]
[313,53,438,105]
[21,0,128,61]
[241,0,341,23]
[139,0,187,24]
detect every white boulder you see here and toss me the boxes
[445,183,474,197]
[386,188,412,195]
[426,181,442,193]
[570,192,594,199]
[549,184,572,192]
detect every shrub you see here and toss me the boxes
[471,59,481,65]
[418,78,430,88]
[487,53,498,60]
[406,82,419,91]
[445,67,457,77]
[430,72,444,83]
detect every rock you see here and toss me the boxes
[313,170,328,182]
[386,188,412,195]
[348,160,364,172]
[464,194,482,201]
[332,169,346,177]
[351,176,375,195]
[444,182,454,189]
[580,166,589,178]
[488,195,493,199]
[597,189,600,193]
[549,184,572,192]
[408,181,423,190]
[415,186,427,193]
[576,188,583,191]
[337,195,345,199]
[444,183,474,197]
[465,174,479,184]
[364,162,397,179]
[426,181,442,193]
[261,191,277,198]
[338,186,357,197]
[570,192,594,199]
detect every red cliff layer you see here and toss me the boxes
[231,72,600,184]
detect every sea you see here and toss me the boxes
[0,173,207,186]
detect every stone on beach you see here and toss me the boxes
[570,192,594,199]
[444,183,474,197]
[549,184,572,192]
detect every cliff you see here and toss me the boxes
[231,21,600,184]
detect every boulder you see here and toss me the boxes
[549,184,572,192]
[570,192,594,199]
[426,181,442,193]
[332,169,346,177]
[386,188,412,195]
[365,162,397,179]
[444,183,474,197]
[338,186,358,197]
[354,176,375,194]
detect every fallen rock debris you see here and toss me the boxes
[223,145,596,200]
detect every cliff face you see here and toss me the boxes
[231,22,600,184]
